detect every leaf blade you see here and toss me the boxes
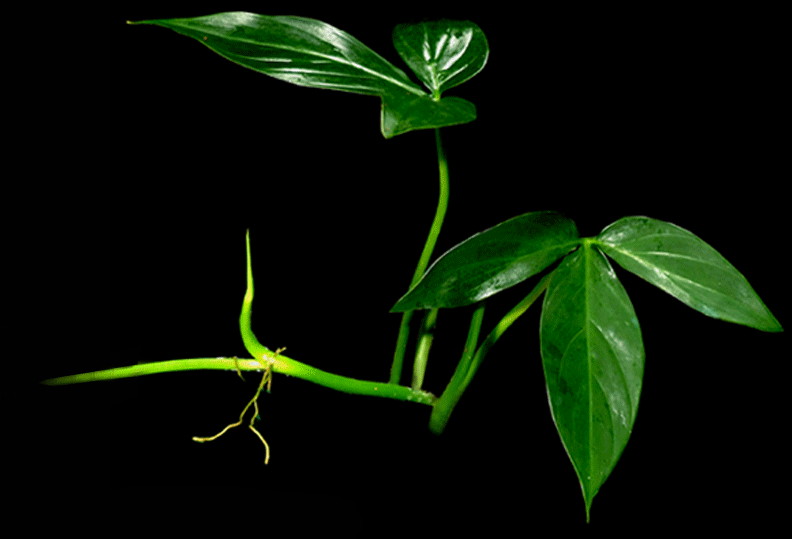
[540,243,645,521]
[136,12,424,96]
[597,216,782,332]
[381,94,476,138]
[391,211,579,311]
[392,20,489,97]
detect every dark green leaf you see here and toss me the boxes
[135,13,422,95]
[540,242,645,522]
[381,93,476,137]
[391,211,579,311]
[596,216,782,332]
[393,20,489,98]
[132,12,481,137]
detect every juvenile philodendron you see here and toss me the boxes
[43,13,782,522]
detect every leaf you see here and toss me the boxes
[381,93,476,138]
[135,13,422,95]
[596,216,782,332]
[131,12,481,138]
[540,242,645,522]
[393,20,489,98]
[391,211,579,311]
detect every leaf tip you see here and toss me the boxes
[584,494,593,523]
[767,319,784,333]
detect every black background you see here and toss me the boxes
[18,2,787,531]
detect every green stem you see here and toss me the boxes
[40,358,264,385]
[412,308,438,390]
[40,356,433,404]
[390,311,414,385]
[443,301,486,397]
[429,272,554,434]
[41,230,435,406]
[390,128,449,385]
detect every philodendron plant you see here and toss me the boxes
[42,12,782,522]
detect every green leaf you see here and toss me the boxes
[393,20,489,98]
[540,241,645,522]
[391,211,579,311]
[135,13,422,95]
[381,93,476,138]
[131,12,482,138]
[596,216,782,332]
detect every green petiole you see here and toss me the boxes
[429,272,554,434]
[390,128,449,386]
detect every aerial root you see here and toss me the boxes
[192,348,286,465]
[233,356,245,382]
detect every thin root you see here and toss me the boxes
[192,347,285,465]
[192,420,242,443]
[248,399,270,464]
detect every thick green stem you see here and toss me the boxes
[429,272,554,434]
[390,128,449,385]
[40,355,433,404]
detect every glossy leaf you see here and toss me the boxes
[596,217,782,332]
[381,93,476,137]
[132,12,481,138]
[393,20,489,98]
[540,242,645,522]
[391,211,579,311]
